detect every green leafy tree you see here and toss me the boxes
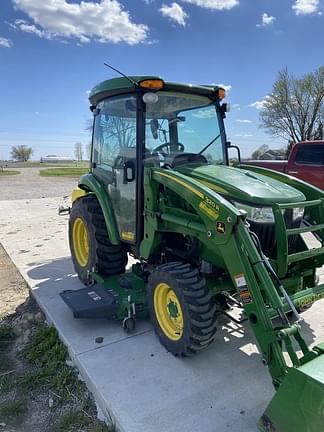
[10,145,33,162]
[260,67,324,143]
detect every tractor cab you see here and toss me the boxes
[89,77,229,246]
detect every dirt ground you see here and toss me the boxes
[0,244,111,432]
[0,168,77,200]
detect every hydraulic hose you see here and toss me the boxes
[249,230,302,324]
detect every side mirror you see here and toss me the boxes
[123,160,136,184]
[220,103,230,118]
[150,119,159,140]
[226,141,241,164]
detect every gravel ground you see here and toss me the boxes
[0,168,78,201]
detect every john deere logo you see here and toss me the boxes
[216,221,226,234]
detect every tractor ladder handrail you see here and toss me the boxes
[272,198,324,277]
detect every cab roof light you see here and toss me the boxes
[218,88,226,100]
[138,79,164,90]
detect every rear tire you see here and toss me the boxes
[147,262,217,356]
[69,195,127,285]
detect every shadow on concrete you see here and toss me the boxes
[27,256,75,281]
[25,257,270,379]
[26,256,318,365]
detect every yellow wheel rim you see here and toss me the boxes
[72,218,89,267]
[153,283,183,341]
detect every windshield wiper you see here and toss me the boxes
[198,133,221,155]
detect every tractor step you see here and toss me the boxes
[60,285,119,319]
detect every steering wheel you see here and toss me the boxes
[152,142,185,158]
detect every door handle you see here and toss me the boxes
[123,161,136,184]
[288,171,299,174]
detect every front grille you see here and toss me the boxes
[249,210,301,259]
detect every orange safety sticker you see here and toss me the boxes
[234,273,253,304]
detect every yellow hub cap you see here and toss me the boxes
[154,283,183,341]
[72,218,89,267]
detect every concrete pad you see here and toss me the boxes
[1,197,324,432]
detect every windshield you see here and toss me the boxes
[144,92,225,166]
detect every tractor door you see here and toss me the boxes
[92,95,138,243]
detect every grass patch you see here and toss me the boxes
[0,373,15,393]
[21,325,82,398]
[22,325,113,431]
[54,410,92,432]
[0,325,16,341]
[39,167,88,177]
[0,170,20,176]
[0,399,27,424]
[0,325,16,373]
[54,410,115,432]
[0,323,111,431]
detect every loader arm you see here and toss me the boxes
[141,166,324,430]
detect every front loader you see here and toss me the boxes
[61,76,324,431]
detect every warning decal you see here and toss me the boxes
[88,291,102,301]
[199,201,219,220]
[234,273,253,304]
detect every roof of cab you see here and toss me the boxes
[89,76,221,105]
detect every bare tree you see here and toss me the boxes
[260,67,324,143]
[74,142,83,162]
[11,145,33,162]
[86,142,92,160]
[102,117,136,150]
[251,144,269,159]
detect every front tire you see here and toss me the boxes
[147,262,217,356]
[69,195,127,285]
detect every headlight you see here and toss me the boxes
[233,201,274,223]
[292,207,304,221]
[233,201,304,224]
[249,207,275,223]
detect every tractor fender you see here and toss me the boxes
[77,173,120,245]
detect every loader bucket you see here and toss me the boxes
[259,355,324,432]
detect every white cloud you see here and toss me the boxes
[235,134,254,137]
[193,108,215,118]
[181,0,238,10]
[160,3,188,26]
[256,13,276,27]
[232,103,240,110]
[11,0,148,45]
[250,95,270,110]
[0,36,12,48]
[292,0,319,15]
[236,119,252,123]
[11,19,52,39]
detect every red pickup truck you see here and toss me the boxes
[244,140,324,189]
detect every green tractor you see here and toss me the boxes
[61,76,324,431]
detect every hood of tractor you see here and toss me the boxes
[176,164,306,205]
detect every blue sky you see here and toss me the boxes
[0,0,323,160]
